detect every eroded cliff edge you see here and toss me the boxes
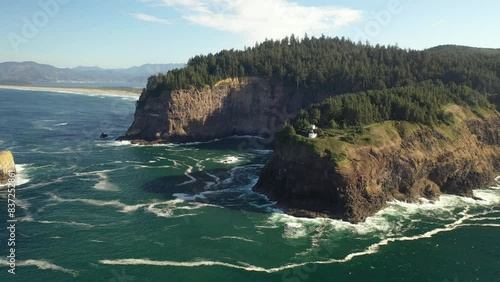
[0,150,16,185]
[254,106,500,223]
[123,77,326,143]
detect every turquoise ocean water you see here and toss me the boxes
[0,88,499,282]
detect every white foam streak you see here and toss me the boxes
[201,236,256,243]
[215,155,243,164]
[48,194,208,218]
[34,220,93,227]
[100,207,490,273]
[461,223,500,228]
[0,259,79,276]
[469,217,499,222]
[48,194,148,213]
[93,172,119,191]
[177,165,197,186]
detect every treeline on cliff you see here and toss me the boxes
[288,81,495,135]
[144,35,500,100]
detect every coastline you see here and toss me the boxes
[0,84,141,98]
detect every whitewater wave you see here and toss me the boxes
[264,188,500,238]
[96,140,141,147]
[0,259,79,277]
[215,155,244,164]
[93,171,119,191]
[0,164,31,188]
[145,201,198,218]
[74,168,127,191]
[16,164,31,186]
[99,206,497,273]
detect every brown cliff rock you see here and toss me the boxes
[254,107,500,223]
[0,150,16,185]
[123,77,327,143]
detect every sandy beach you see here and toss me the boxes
[0,84,141,98]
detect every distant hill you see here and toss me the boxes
[0,61,184,87]
[427,45,500,55]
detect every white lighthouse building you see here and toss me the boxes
[308,124,318,138]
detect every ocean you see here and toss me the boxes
[0,88,499,282]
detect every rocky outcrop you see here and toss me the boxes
[123,77,327,143]
[254,107,500,223]
[0,151,16,185]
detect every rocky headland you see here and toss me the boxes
[122,77,328,143]
[120,37,500,223]
[0,150,16,185]
[254,106,500,223]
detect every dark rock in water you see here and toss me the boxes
[100,133,108,139]
[0,151,16,185]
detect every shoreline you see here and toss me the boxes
[0,84,141,98]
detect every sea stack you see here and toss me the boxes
[0,150,16,185]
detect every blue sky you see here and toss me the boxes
[0,0,499,68]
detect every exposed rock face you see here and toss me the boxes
[123,77,325,143]
[0,151,16,185]
[254,108,500,223]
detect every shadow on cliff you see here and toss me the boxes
[178,79,332,143]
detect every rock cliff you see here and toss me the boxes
[254,106,500,223]
[123,77,326,143]
[0,150,16,185]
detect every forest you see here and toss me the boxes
[289,81,494,135]
[143,35,499,133]
[144,35,500,98]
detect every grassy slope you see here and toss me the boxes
[286,105,499,170]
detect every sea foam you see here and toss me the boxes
[99,206,497,274]
[0,259,79,277]
[0,164,31,188]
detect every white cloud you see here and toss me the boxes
[141,0,363,43]
[130,13,171,24]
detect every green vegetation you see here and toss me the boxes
[143,35,500,102]
[289,81,494,135]
[141,35,499,157]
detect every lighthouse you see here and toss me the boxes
[308,124,318,139]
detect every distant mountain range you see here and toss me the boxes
[0,61,185,87]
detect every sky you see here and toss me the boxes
[0,0,499,68]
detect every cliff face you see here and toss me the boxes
[254,107,500,223]
[0,150,15,185]
[124,77,321,142]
